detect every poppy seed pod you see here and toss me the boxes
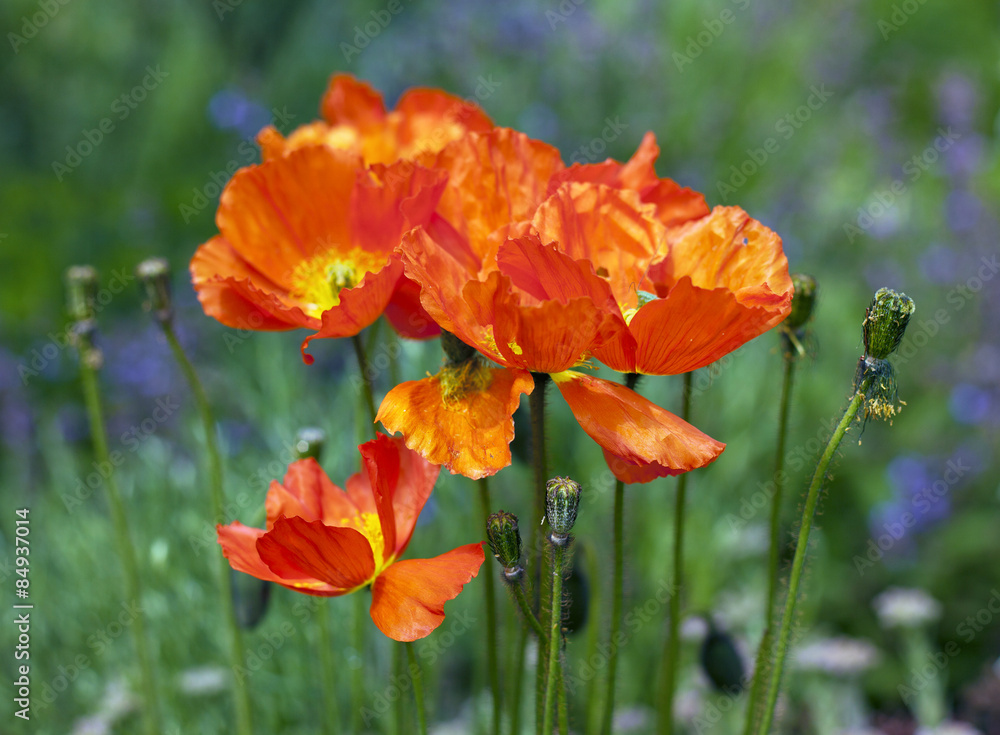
[486,510,522,578]
[136,257,173,325]
[545,476,582,544]
[862,288,915,359]
[66,265,99,323]
[784,273,817,331]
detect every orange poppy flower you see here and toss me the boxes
[376,128,729,481]
[189,144,448,358]
[257,73,494,165]
[216,435,484,642]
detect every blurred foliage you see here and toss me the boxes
[3,0,999,732]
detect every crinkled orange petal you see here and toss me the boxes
[352,162,448,255]
[369,543,485,641]
[384,274,442,340]
[602,449,687,484]
[530,182,665,305]
[393,87,494,157]
[191,236,310,331]
[431,128,564,260]
[358,435,400,562]
[300,259,403,363]
[387,436,440,556]
[463,269,608,373]
[264,459,360,530]
[257,516,375,591]
[552,371,724,474]
[549,132,710,228]
[377,368,534,480]
[321,74,387,131]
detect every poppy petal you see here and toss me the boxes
[377,367,534,480]
[266,459,361,530]
[552,371,724,476]
[217,522,293,584]
[321,74,387,131]
[389,437,440,556]
[601,449,686,484]
[384,275,442,340]
[369,543,485,641]
[358,436,400,561]
[257,516,375,591]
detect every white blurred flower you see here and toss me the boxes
[793,636,880,676]
[873,587,942,629]
[915,722,983,735]
[680,615,708,641]
[178,665,229,696]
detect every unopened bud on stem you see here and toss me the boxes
[862,287,914,359]
[66,265,99,323]
[136,257,173,325]
[486,510,523,580]
[784,273,817,332]
[545,476,581,545]
[294,427,326,461]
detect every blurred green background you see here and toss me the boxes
[3,0,999,732]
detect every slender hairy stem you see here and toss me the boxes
[315,601,341,735]
[478,477,502,735]
[76,339,161,735]
[658,371,692,735]
[163,326,254,735]
[755,389,866,734]
[601,372,640,735]
[556,647,569,735]
[744,350,797,735]
[510,625,529,735]
[406,642,428,735]
[352,333,378,431]
[351,593,365,733]
[543,541,567,735]
[529,373,550,734]
[583,543,603,735]
[512,582,546,639]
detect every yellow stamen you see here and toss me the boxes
[289,249,388,318]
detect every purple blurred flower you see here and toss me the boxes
[935,73,978,129]
[945,189,982,233]
[949,383,992,425]
[919,245,960,284]
[208,89,272,139]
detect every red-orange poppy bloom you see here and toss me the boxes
[377,128,735,481]
[217,435,484,642]
[190,144,448,357]
[257,73,494,165]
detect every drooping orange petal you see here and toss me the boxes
[257,516,375,591]
[388,437,440,556]
[369,543,485,641]
[265,459,360,530]
[552,371,724,475]
[601,449,686,484]
[377,368,533,480]
[358,435,400,562]
[218,522,295,585]
[549,132,710,228]
[384,274,442,340]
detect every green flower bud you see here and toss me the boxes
[66,265,99,322]
[700,619,746,693]
[441,330,478,364]
[294,427,326,461]
[545,476,582,544]
[784,273,817,331]
[136,257,173,325]
[862,287,915,359]
[486,510,522,578]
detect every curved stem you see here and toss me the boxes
[163,325,254,735]
[755,389,866,734]
[478,477,502,735]
[601,372,640,735]
[658,371,693,735]
[352,333,378,431]
[315,601,341,735]
[76,338,161,735]
[543,541,566,735]
[744,349,797,735]
[406,641,428,735]
[512,580,546,639]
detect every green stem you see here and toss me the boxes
[601,372,639,735]
[556,656,569,735]
[406,641,428,735]
[351,593,365,734]
[543,542,567,735]
[512,582,546,639]
[510,625,529,735]
[754,389,866,734]
[316,601,341,735]
[163,325,254,735]
[76,336,161,735]
[583,543,603,735]
[352,333,378,431]
[478,478,502,735]
[744,348,797,735]
[658,371,693,735]
[529,373,550,734]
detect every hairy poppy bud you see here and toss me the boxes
[700,619,746,693]
[784,273,817,331]
[441,330,478,364]
[862,287,914,359]
[294,427,326,461]
[545,476,581,545]
[136,257,173,325]
[66,265,99,322]
[486,510,523,579]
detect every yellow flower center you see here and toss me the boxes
[436,357,493,406]
[289,249,388,319]
[340,511,393,587]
